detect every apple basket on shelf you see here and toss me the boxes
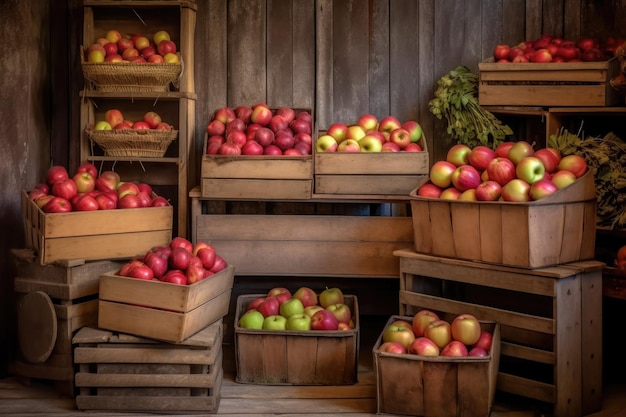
[86,128,178,158]
[80,51,183,93]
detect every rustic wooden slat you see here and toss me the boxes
[502,0,527,45]
[543,0,564,36]
[367,0,389,118]
[389,0,418,122]
[228,0,266,104]
[267,0,293,107]
[292,0,316,111]
[525,0,543,41]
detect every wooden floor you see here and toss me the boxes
[1,317,626,417]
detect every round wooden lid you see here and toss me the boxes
[18,291,57,364]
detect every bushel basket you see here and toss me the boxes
[81,52,183,93]
[87,128,177,158]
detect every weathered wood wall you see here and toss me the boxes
[2,0,626,376]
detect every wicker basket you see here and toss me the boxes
[81,52,183,93]
[86,129,178,158]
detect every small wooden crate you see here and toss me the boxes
[409,170,597,268]
[21,191,173,265]
[234,294,359,385]
[200,107,314,201]
[478,58,621,107]
[73,320,223,414]
[313,131,429,200]
[395,249,604,417]
[373,316,500,417]
[193,214,413,278]
[9,251,121,397]
[98,265,234,343]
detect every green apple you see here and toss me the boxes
[316,134,338,152]
[94,121,112,131]
[279,298,304,318]
[238,310,264,329]
[286,313,311,331]
[303,305,325,318]
[359,135,383,152]
[319,287,344,308]
[263,314,288,330]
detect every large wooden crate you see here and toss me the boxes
[9,250,121,397]
[373,316,500,417]
[193,213,413,278]
[73,320,223,413]
[313,131,429,200]
[478,58,621,107]
[409,169,597,269]
[395,249,604,417]
[98,265,234,343]
[234,294,359,385]
[21,190,173,265]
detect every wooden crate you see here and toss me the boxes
[200,108,314,201]
[313,131,429,200]
[394,249,604,417]
[73,320,223,413]
[478,58,621,107]
[234,294,359,385]
[21,190,173,265]
[373,316,500,417]
[193,213,413,278]
[8,252,121,397]
[98,265,234,343]
[409,169,597,269]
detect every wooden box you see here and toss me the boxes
[395,249,604,417]
[373,316,500,417]
[9,251,121,396]
[234,294,359,385]
[73,320,223,413]
[409,170,597,268]
[21,190,173,265]
[200,107,314,201]
[313,131,429,200]
[478,58,621,107]
[193,214,413,278]
[98,265,234,343]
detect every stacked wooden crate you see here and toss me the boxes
[9,249,122,396]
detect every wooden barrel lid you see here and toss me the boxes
[17,291,57,363]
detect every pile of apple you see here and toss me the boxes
[416,140,588,202]
[379,310,493,357]
[27,164,169,213]
[238,287,356,331]
[492,34,622,63]
[205,104,313,156]
[317,114,424,153]
[116,237,227,285]
[92,109,173,132]
[85,29,180,64]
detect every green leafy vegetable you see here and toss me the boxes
[429,66,513,149]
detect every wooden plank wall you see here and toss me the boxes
[192,0,611,172]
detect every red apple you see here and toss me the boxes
[51,178,78,200]
[170,236,194,253]
[529,178,559,200]
[143,250,169,278]
[412,309,440,337]
[440,340,469,357]
[268,287,292,305]
[250,103,272,126]
[446,144,472,166]
[72,172,96,194]
[508,141,535,165]
[292,287,318,308]
[501,178,531,202]
[551,169,577,189]
[143,111,162,129]
[486,157,516,185]
[378,341,406,354]
[472,330,494,352]
[235,106,254,124]
[310,309,339,330]
[467,145,496,171]
[162,269,188,285]
[558,154,587,178]
[196,247,217,270]
[495,141,515,158]
[475,180,502,201]
[326,303,352,324]
[451,165,481,192]
[388,128,411,149]
[493,44,511,61]
[417,183,443,199]
[257,296,280,318]
[408,337,440,356]
[72,193,99,211]
[429,160,457,188]
[46,165,69,186]
[169,246,192,270]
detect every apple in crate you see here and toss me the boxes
[311,309,339,330]
[516,156,545,184]
[293,287,318,308]
[326,303,351,324]
[408,337,440,356]
[472,330,494,352]
[424,319,452,349]
[446,144,471,167]
[303,305,324,318]
[379,341,406,354]
[441,340,469,357]
[263,315,288,331]
[257,297,280,318]
[279,298,305,318]
[383,324,415,350]
[412,309,440,337]
[319,287,344,308]
[467,145,497,171]
[239,310,264,329]
[286,313,311,331]
[450,313,481,345]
